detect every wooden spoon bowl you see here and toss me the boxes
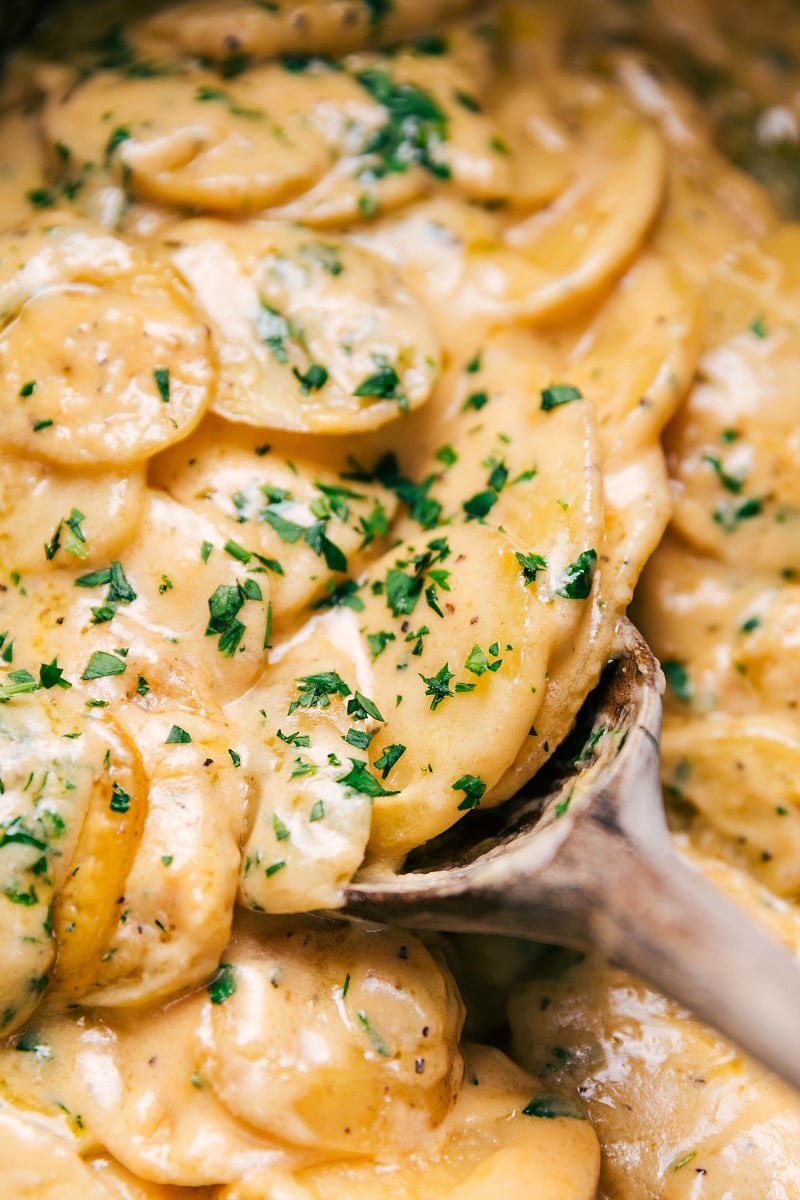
[345,620,800,1091]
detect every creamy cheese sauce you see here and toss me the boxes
[0,0,798,1195]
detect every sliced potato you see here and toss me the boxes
[163,218,440,433]
[237,519,584,889]
[358,85,667,341]
[0,692,117,1033]
[0,914,464,1187]
[153,417,397,629]
[0,455,146,574]
[43,68,342,215]
[132,0,480,60]
[0,108,52,233]
[278,1045,599,1200]
[203,914,464,1154]
[0,490,271,714]
[50,715,147,998]
[0,999,298,1189]
[0,220,213,466]
[662,714,800,897]
[105,492,273,707]
[0,1102,119,1200]
[667,232,800,570]
[80,709,247,1007]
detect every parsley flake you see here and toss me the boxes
[420,663,455,710]
[337,758,399,797]
[165,724,192,744]
[153,367,170,403]
[555,550,597,600]
[540,383,583,411]
[207,963,237,1004]
[81,651,127,681]
[452,774,486,810]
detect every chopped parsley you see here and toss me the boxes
[153,367,171,403]
[354,69,450,181]
[292,363,329,394]
[44,508,88,562]
[357,1009,392,1056]
[0,669,40,702]
[165,724,192,744]
[289,671,351,714]
[39,657,71,690]
[522,1092,586,1120]
[337,758,399,797]
[464,644,502,675]
[353,362,408,410]
[109,782,132,813]
[462,389,488,411]
[205,578,263,656]
[256,302,292,363]
[374,742,406,778]
[420,663,455,710]
[540,383,583,411]
[712,496,763,532]
[261,492,347,573]
[272,814,290,841]
[80,651,127,681]
[555,550,597,600]
[207,963,237,1005]
[516,552,547,585]
[703,453,743,494]
[104,125,132,163]
[662,660,692,703]
[367,630,396,659]
[462,489,498,521]
[453,774,486,810]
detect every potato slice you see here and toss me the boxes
[153,417,397,629]
[0,692,121,1033]
[0,1102,119,1200]
[271,28,508,226]
[0,915,463,1187]
[0,455,146,574]
[131,0,480,60]
[236,515,587,901]
[80,709,247,1007]
[163,219,440,433]
[492,251,700,799]
[4,491,273,712]
[662,714,800,898]
[260,1045,599,1200]
[0,108,52,233]
[667,231,800,570]
[50,716,147,998]
[43,67,343,215]
[232,613,377,914]
[357,84,667,341]
[0,220,213,466]
[0,1000,299,1189]
[105,492,273,707]
[204,914,464,1154]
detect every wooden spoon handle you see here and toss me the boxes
[546,797,800,1093]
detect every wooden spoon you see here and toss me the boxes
[345,619,800,1091]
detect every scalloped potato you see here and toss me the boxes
[0,0,799,1195]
